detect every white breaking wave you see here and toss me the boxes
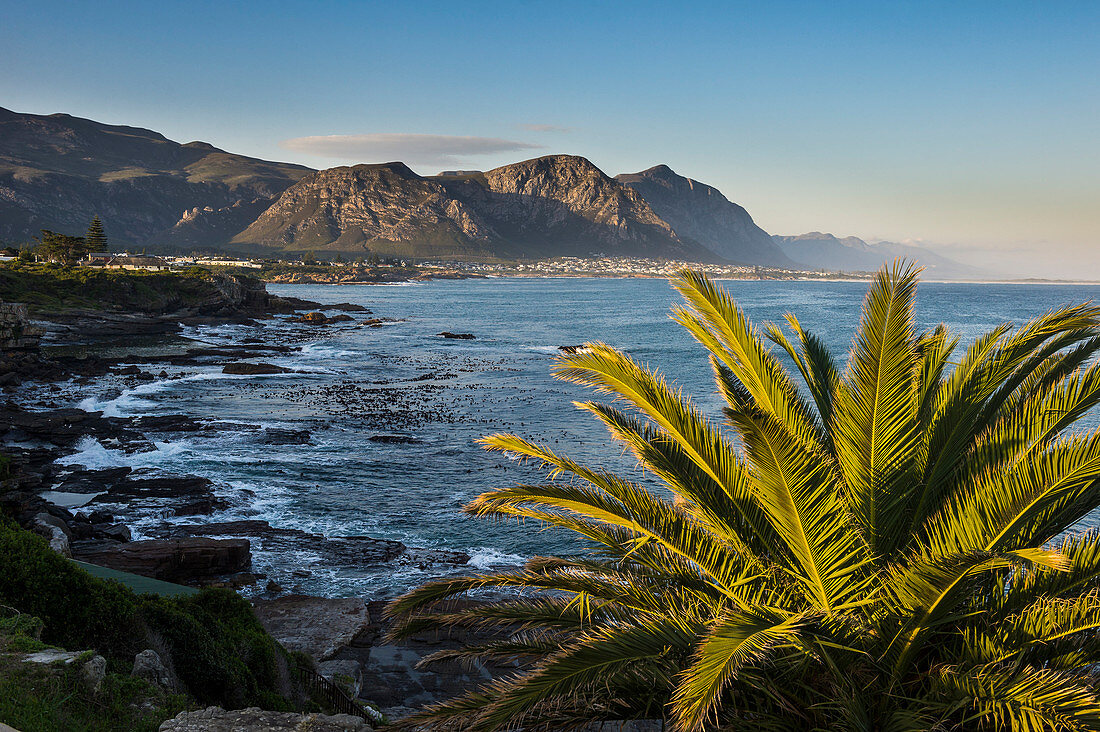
[466,547,527,569]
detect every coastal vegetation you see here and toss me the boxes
[0,520,299,716]
[0,261,260,316]
[389,262,1100,730]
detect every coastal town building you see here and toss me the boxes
[104,255,169,271]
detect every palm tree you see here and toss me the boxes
[388,262,1100,731]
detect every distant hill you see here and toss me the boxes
[234,155,721,261]
[616,165,794,267]
[0,106,311,249]
[773,232,986,280]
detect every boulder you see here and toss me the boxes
[72,538,251,584]
[94,523,132,542]
[32,514,71,557]
[300,312,329,324]
[82,654,107,694]
[132,649,173,689]
[222,362,291,375]
[437,331,475,339]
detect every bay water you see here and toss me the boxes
[62,277,1100,597]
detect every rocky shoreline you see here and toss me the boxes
[0,281,506,721]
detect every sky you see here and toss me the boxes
[2,0,1097,278]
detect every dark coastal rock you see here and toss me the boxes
[57,466,133,494]
[130,415,203,433]
[327,314,355,323]
[93,523,132,542]
[367,435,420,444]
[71,537,251,584]
[0,403,149,451]
[438,331,475,339]
[91,474,227,516]
[260,428,311,445]
[272,295,324,312]
[222,362,292,375]
[156,520,408,565]
[327,303,371,313]
[300,312,329,324]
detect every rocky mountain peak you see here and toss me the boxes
[616,165,793,267]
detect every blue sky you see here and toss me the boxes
[2,1,1097,277]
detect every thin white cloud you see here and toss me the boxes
[517,123,574,133]
[279,133,542,167]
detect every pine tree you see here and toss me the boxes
[86,216,107,251]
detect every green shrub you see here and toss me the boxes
[0,519,139,654]
[0,521,295,709]
[139,591,293,710]
[0,453,11,479]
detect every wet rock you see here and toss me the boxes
[72,537,251,584]
[94,523,132,542]
[300,312,329,324]
[367,435,419,444]
[131,415,202,433]
[153,520,408,565]
[327,303,371,313]
[260,428,311,445]
[87,509,115,524]
[222,362,291,375]
[437,331,475,339]
[328,314,355,323]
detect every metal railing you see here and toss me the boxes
[293,665,377,724]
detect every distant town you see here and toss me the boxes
[0,246,873,281]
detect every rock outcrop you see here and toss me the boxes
[159,707,370,732]
[70,537,251,583]
[616,164,793,267]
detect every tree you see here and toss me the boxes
[85,215,107,251]
[389,262,1100,731]
[34,230,88,264]
[302,250,317,266]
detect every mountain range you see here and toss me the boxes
[0,106,976,275]
[771,232,986,280]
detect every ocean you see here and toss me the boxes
[59,277,1100,598]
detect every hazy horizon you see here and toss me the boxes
[3,1,1096,279]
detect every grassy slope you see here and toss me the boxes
[0,615,189,732]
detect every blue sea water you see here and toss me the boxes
[62,277,1100,598]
